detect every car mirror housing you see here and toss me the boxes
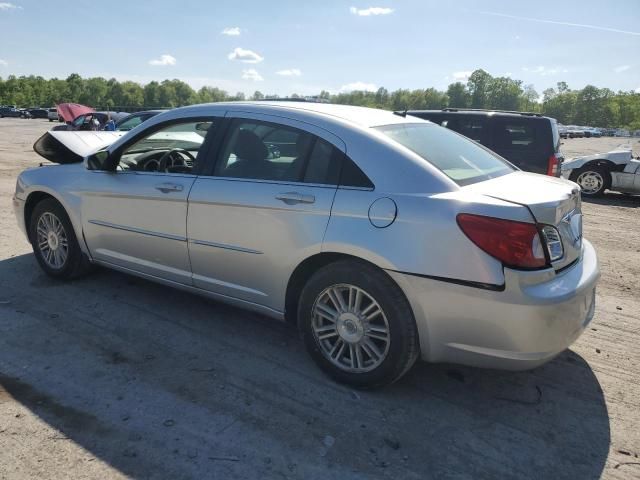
[87,150,111,170]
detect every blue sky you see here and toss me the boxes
[0,0,638,96]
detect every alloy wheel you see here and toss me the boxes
[576,170,604,195]
[36,212,69,269]
[311,284,391,373]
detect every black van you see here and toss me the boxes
[403,109,563,176]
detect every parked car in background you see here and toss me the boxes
[0,106,22,118]
[562,149,640,196]
[14,102,599,387]
[404,109,564,176]
[565,126,584,138]
[582,127,601,138]
[115,109,165,131]
[48,108,59,122]
[27,108,49,119]
[61,111,129,131]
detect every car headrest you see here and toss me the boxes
[233,129,268,162]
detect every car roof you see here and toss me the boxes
[406,109,553,122]
[174,101,422,129]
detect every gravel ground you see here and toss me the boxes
[0,118,639,480]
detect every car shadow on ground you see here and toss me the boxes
[0,254,610,480]
[583,192,640,208]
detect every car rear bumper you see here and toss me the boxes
[388,239,600,370]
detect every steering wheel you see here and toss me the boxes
[158,148,196,172]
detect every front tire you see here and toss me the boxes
[571,166,610,196]
[29,198,92,279]
[298,260,419,388]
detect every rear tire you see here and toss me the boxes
[570,166,610,197]
[298,260,420,388]
[29,198,93,279]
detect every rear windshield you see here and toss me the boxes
[375,123,515,186]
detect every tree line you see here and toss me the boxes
[1,69,638,129]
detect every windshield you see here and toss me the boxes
[375,123,515,186]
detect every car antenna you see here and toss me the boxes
[393,109,408,118]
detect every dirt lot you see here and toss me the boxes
[0,118,639,480]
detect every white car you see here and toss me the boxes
[562,149,640,196]
[47,108,59,122]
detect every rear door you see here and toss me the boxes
[490,118,547,174]
[186,113,344,313]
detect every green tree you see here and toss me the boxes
[446,82,469,108]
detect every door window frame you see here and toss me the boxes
[203,113,347,188]
[101,116,225,176]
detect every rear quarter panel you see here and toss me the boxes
[323,187,535,287]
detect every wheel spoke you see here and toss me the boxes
[362,339,383,361]
[330,339,345,359]
[355,344,364,369]
[365,306,382,321]
[367,331,389,342]
[327,287,347,312]
[348,287,362,312]
[349,344,356,368]
[315,302,338,322]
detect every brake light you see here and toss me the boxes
[457,214,547,269]
[547,154,559,176]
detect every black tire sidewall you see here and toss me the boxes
[29,198,85,278]
[298,260,419,388]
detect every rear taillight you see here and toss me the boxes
[547,154,559,176]
[457,214,547,269]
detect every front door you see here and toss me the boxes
[82,118,219,284]
[187,114,344,312]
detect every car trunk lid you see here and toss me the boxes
[465,171,583,270]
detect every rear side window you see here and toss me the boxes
[494,121,536,149]
[444,117,487,143]
[339,154,374,189]
[215,119,342,185]
[375,123,514,186]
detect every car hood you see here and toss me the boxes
[33,130,125,164]
[465,171,582,269]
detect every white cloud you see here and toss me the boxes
[636,86,640,93]
[614,65,631,73]
[349,6,394,16]
[242,69,263,82]
[0,59,7,66]
[522,65,568,76]
[276,68,302,77]
[221,27,241,36]
[452,71,472,82]
[148,54,177,66]
[228,47,264,64]
[340,81,377,92]
[0,3,20,10]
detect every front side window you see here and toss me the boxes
[375,123,514,186]
[116,120,214,174]
[215,119,341,184]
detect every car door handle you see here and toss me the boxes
[155,183,184,193]
[275,192,316,205]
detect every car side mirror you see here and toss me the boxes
[86,150,111,170]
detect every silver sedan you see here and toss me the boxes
[13,102,600,387]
